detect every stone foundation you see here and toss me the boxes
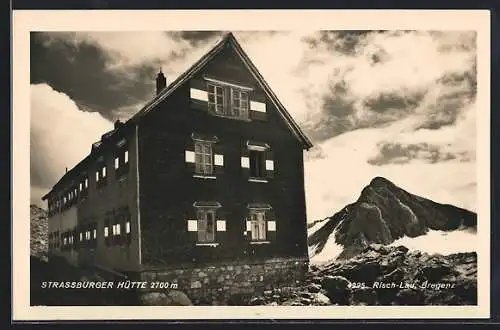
[137,257,309,305]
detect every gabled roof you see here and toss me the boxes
[126,32,313,149]
[42,32,313,201]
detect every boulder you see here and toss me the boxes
[321,275,351,305]
[351,287,377,305]
[307,283,322,293]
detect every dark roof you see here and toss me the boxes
[42,32,313,200]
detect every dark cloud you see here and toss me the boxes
[363,90,425,114]
[367,142,471,166]
[30,32,170,121]
[417,67,476,130]
[168,31,223,45]
[302,30,372,56]
[304,80,426,143]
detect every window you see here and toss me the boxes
[207,84,224,114]
[194,141,213,175]
[112,223,121,236]
[250,210,267,241]
[196,209,216,243]
[231,89,249,118]
[96,163,107,188]
[249,150,266,178]
[207,82,249,119]
[79,222,97,249]
[115,144,130,179]
[80,176,89,199]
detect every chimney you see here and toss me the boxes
[114,119,122,129]
[156,68,167,95]
[65,167,68,173]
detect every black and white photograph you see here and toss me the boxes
[13,10,490,320]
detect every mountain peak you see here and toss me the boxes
[369,176,394,188]
[309,176,477,262]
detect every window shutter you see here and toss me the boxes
[266,150,274,179]
[241,144,250,177]
[213,143,224,176]
[187,220,198,231]
[266,209,277,241]
[190,78,208,111]
[249,91,267,121]
[185,137,196,173]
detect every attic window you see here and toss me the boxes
[207,81,250,120]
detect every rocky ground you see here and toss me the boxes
[30,204,48,261]
[248,244,477,306]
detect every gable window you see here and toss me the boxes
[207,81,250,120]
[194,141,213,175]
[208,84,224,115]
[231,89,249,118]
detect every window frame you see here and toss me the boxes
[207,83,225,115]
[249,149,266,178]
[194,140,214,175]
[207,82,250,120]
[114,143,130,180]
[249,209,267,241]
[96,162,108,188]
[196,207,217,243]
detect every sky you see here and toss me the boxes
[30,30,478,221]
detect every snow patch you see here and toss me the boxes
[307,218,328,236]
[309,227,344,265]
[389,228,477,255]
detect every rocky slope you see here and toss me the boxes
[249,244,477,306]
[30,204,48,261]
[308,177,477,261]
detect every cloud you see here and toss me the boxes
[30,83,113,203]
[30,31,223,122]
[367,142,470,166]
[296,30,476,142]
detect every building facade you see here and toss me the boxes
[43,33,313,305]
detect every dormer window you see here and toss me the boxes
[206,78,251,120]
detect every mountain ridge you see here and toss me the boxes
[308,176,477,261]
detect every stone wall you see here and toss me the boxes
[138,257,309,305]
